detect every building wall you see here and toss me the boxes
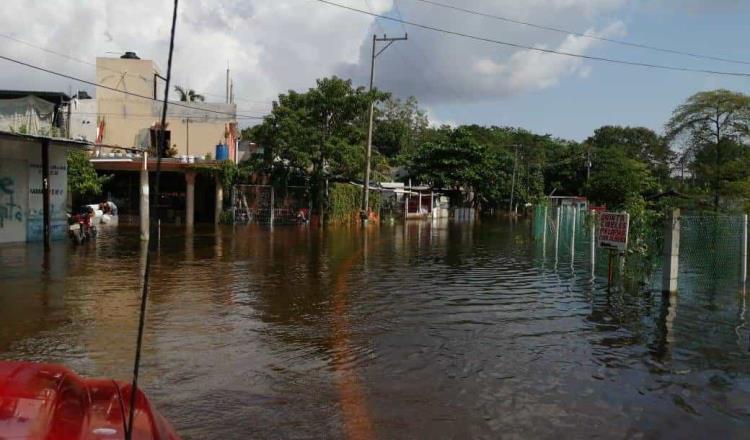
[0,138,69,243]
[95,57,236,157]
[69,98,98,141]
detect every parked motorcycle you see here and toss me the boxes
[68,206,97,244]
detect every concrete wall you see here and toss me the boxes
[95,57,236,158]
[0,138,69,243]
[69,98,98,141]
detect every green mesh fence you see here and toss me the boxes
[533,206,749,292]
[678,214,747,293]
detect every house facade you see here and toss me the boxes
[0,131,89,244]
[95,52,238,159]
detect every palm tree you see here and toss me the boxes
[174,86,205,102]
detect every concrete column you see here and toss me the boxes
[662,209,681,293]
[214,176,223,225]
[185,171,196,228]
[418,192,422,216]
[140,152,149,241]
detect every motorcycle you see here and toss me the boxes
[68,206,97,244]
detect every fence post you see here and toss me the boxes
[554,206,561,265]
[742,214,748,287]
[591,211,596,276]
[570,206,577,265]
[662,209,681,293]
[542,206,548,249]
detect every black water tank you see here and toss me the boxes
[121,51,140,59]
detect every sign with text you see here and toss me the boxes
[598,212,629,251]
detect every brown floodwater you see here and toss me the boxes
[1,220,748,439]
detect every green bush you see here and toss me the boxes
[328,183,381,224]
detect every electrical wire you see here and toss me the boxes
[125,0,178,438]
[408,0,750,66]
[69,111,262,120]
[0,53,265,119]
[310,0,750,78]
[0,32,275,109]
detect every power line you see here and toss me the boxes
[311,0,750,78]
[408,0,750,66]
[0,53,265,119]
[69,111,262,120]
[0,32,275,108]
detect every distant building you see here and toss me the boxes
[68,91,97,141]
[95,52,238,159]
[0,90,70,136]
[547,195,588,211]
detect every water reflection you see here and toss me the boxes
[1,220,749,438]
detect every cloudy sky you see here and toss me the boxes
[1,0,749,140]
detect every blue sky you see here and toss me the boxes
[364,0,750,141]
[1,0,748,142]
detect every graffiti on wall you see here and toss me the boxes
[0,176,23,228]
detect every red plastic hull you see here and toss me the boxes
[0,361,180,440]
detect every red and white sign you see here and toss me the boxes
[598,212,629,251]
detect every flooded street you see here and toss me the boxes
[1,220,749,439]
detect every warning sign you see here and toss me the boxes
[598,212,629,251]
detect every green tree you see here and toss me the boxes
[67,150,109,205]
[586,148,655,209]
[585,125,673,189]
[406,127,515,209]
[244,77,388,218]
[373,96,428,160]
[666,89,750,210]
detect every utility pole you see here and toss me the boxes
[225,67,230,104]
[362,33,408,222]
[509,144,520,215]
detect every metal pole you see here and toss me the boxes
[509,144,519,215]
[554,206,561,266]
[742,214,748,287]
[591,211,596,276]
[542,205,548,258]
[571,206,577,265]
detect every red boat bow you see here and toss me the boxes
[0,361,180,439]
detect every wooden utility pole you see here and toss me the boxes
[362,33,408,222]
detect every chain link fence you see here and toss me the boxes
[678,214,747,293]
[234,184,310,225]
[533,206,749,292]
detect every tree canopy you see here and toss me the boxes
[666,89,750,209]
[239,81,750,219]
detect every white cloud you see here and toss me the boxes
[0,0,628,118]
